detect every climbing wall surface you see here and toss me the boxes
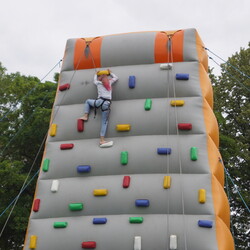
[23,29,235,250]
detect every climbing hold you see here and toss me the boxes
[129,75,136,88]
[135,199,150,207]
[93,189,108,196]
[178,123,192,130]
[176,73,189,80]
[60,143,74,150]
[50,124,57,137]
[69,203,83,211]
[42,158,50,172]
[134,236,141,250]
[144,99,152,110]
[163,176,171,189]
[120,151,128,165]
[59,83,70,91]
[77,119,84,132]
[33,199,40,212]
[170,100,185,106]
[53,222,68,228]
[170,235,177,250]
[160,63,172,70]
[157,148,171,155]
[29,235,37,249]
[123,176,131,188]
[77,165,91,173]
[97,70,109,75]
[198,189,206,204]
[81,241,97,249]
[116,124,131,131]
[51,180,59,193]
[190,147,198,161]
[129,217,144,223]
[93,218,107,224]
[198,220,213,228]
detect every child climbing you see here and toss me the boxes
[80,70,118,148]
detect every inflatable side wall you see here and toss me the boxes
[23,29,235,250]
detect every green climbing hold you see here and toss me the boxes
[69,203,83,211]
[129,217,144,223]
[190,147,198,161]
[53,222,68,228]
[144,99,152,111]
[120,151,128,165]
[42,158,50,172]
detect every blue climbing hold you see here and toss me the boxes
[176,73,189,80]
[157,148,171,155]
[77,165,91,173]
[129,76,136,88]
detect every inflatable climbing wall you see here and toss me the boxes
[23,29,235,250]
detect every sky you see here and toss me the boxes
[0,0,249,82]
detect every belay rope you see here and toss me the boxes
[167,32,188,250]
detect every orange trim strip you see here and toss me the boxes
[212,175,231,227]
[195,31,208,72]
[207,135,224,186]
[74,37,102,70]
[198,63,213,109]
[203,98,219,147]
[199,56,234,248]
[154,30,184,63]
[199,63,219,148]
[199,56,233,248]
[215,216,235,250]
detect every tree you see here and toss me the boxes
[211,43,250,249]
[0,62,57,249]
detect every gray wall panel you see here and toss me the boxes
[101,32,156,67]
[183,28,198,62]
[24,215,218,250]
[49,97,209,142]
[61,39,76,72]
[31,174,213,220]
[40,134,211,180]
[56,62,203,106]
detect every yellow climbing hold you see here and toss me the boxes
[29,235,37,249]
[97,70,110,75]
[50,124,57,137]
[116,124,131,131]
[170,100,185,106]
[163,176,171,189]
[198,189,206,203]
[93,189,108,196]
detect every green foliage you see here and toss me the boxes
[210,43,250,249]
[0,63,57,249]
[0,160,34,249]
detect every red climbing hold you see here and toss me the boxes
[59,83,70,91]
[123,176,131,188]
[33,199,40,212]
[178,123,192,130]
[81,241,96,249]
[77,119,84,132]
[60,143,74,150]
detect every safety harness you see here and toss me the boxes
[94,97,112,123]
